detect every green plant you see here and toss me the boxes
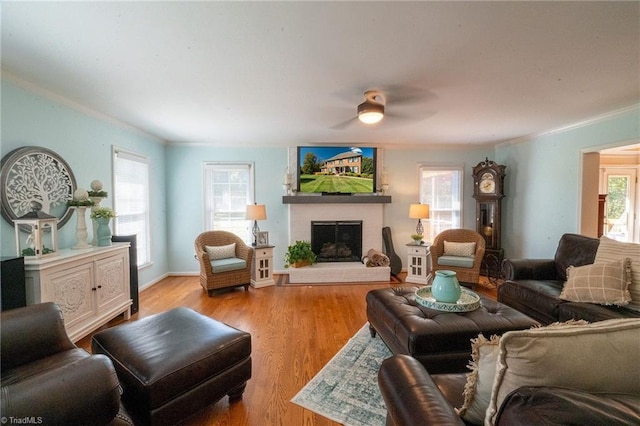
[88,190,108,197]
[284,240,317,268]
[411,234,423,242]
[67,199,95,207]
[90,207,116,219]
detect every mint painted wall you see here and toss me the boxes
[383,146,494,252]
[1,81,169,288]
[165,145,288,273]
[5,78,638,281]
[496,107,640,258]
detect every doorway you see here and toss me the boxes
[581,143,640,243]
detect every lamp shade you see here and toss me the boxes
[409,204,430,219]
[246,204,267,221]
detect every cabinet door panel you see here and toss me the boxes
[96,253,128,310]
[48,263,96,327]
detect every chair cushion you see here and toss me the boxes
[211,257,246,273]
[560,258,632,306]
[444,241,476,257]
[438,255,474,268]
[594,236,640,311]
[205,243,236,260]
[486,318,640,425]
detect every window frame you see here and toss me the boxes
[417,163,464,243]
[202,162,255,244]
[112,146,152,268]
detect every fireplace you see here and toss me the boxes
[311,221,362,262]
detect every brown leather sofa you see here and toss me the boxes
[1,302,132,425]
[499,233,640,324]
[378,354,640,426]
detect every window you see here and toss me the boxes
[203,163,254,243]
[113,148,151,266]
[602,167,637,242]
[418,164,463,242]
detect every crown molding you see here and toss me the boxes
[2,71,166,145]
[498,103,640,148]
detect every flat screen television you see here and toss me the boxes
[297,146,377,194]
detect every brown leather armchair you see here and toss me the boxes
[194,230,254,295]
[431,228,486,284]
[1,302,132,425]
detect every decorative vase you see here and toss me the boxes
[96,217,112,247]
[431,270,461,303]
[292,260,311,268]
[72,207,92,249]
[90,196,105,245]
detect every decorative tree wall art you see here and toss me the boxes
[1,146,77,229]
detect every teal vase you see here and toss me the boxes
[431,270,461,303]
[96,217,112,247]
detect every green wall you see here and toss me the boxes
[3,78,639,284]
[1,80,169,288]
[496,107,640,258]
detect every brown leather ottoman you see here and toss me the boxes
[92,307,251,426]
[366,286,539,373]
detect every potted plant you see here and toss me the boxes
[90,207,116,219]
[284,240,317,268]
[410,234,424,245]
[90,207,116,247]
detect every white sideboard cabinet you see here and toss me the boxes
[24,243,132,342]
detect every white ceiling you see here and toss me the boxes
[2,1,639,147]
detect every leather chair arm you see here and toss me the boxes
[1,303,75,371]
[1,354,121,425]
[501,258,558,281]
[378,355,464,426]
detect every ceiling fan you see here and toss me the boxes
[357,90,385,124]
[331,86,434,130]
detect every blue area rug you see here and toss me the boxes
[291,323,392,426]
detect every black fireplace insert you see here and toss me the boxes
[311,220,362,262]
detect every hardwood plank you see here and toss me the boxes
[77,274,496,425]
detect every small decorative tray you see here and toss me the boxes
[415,286,481,312]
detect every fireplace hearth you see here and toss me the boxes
[311,221,362,262]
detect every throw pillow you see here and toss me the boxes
[205,243,236,260]
[455,334,500,424]
[595,236,640,311]
[444,241,476,257]
[485,318,640,426]
[560,258,632,306]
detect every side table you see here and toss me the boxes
[251,245,275,288]
[406,243,432,284]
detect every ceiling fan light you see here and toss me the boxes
[357,102,385,124]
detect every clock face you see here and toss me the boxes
[479,172,496,194]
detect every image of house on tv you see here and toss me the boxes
[321,151,364,174]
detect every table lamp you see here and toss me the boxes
[246,203,267,246]
[409,203,430,238]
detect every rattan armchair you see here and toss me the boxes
[430,228,486,285]
[194,230,253,295]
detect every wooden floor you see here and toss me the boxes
[77,274,497,426]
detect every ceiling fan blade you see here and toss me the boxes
[331,116,358,130]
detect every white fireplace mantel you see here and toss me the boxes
[288,203,385,253]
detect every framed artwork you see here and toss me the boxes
[1,146,77,229]
[257,231,269,247]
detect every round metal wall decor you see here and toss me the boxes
[1,146,77,229]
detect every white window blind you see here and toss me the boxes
[113,148,151,266]
[419,164,463,242]
[203,163,254,243]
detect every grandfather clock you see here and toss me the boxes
[472,158,506,278]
